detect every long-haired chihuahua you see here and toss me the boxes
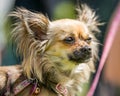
[0,4,101,96]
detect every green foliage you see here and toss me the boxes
[53,1,75,20]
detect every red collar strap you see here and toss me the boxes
[13,79,31,95]
[5,75,41,96]
[13,78,41,95]
[14,79,67,96]
[87,3,120,96]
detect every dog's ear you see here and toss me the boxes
[10,8,49,41]
[77,4,102,33]
[10,8,50,57]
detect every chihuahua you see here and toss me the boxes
[0,4,101,96]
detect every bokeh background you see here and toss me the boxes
[0,0,119,96]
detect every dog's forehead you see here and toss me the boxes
[49,19,89,37]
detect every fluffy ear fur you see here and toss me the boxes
[10,8,50,56]
[77,4,102,33]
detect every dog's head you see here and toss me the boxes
[42,19,96,73]
[10,4,101,78]
[47,19,92,63]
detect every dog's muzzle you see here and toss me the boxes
[68,46,92,63]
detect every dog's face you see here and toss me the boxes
[46,19,92,65]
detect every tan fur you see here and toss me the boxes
[0,4,101,96]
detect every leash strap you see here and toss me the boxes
[87,3,120,96]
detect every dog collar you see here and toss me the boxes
[5,73,41,96]
[56,83,68,96]
[13,79,31,95]
[13,78,41,95]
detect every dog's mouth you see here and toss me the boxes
[68,46,92,63]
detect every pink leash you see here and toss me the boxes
[87,3,120,96]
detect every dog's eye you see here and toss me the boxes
[64,37,75,44]
[85,37,92,43]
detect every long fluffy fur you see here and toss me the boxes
[8,4,101,96]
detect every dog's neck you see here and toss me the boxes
[45,53,77,73]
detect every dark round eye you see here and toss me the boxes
[64,37,75,44]
[86,37,92,43]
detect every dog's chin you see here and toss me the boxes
[68,54,92,64]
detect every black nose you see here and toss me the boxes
[80,46,91,54]
[72,46,91,61]
[73,46,91,57]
